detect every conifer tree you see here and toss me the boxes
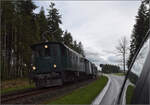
[36,6,48,41]
[16,0,38,65]
[47,2,63,42]
[63,30,73,48]
[127,1,149,68]
[1,1,86,80]
[1,1,16,80]
[78,42,85,56]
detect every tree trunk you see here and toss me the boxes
[123,52,126,73]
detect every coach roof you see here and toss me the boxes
[31,41,83,57]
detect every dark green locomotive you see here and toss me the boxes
[30,42,97,88]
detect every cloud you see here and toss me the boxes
[107,55,120,64]
[34,1,141,66]
[85,47,108,65]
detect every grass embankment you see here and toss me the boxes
[113,73,125,76]
[126,85,135,104]
[46,76,108,104]
[1,78,35,95]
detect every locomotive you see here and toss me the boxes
[29,42,97,88]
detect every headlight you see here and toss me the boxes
[44,45,48,48]
[53,64,56,68]
[32,66,36,70]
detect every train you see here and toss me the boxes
[29,42,98,88]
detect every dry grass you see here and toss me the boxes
[1,78,35,94]
[2,78,28,88]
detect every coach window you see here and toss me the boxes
[76,56,78,64]
[71,52,72,58]
[67,50,69,56]
[71,52,73,59]
[77,56,79,63]
[66,49,68,56]
[70,52,72,59]
[68,51,70,57]
[61,46,66,56]
[73,53,74,59]
[72,54,74,59]
[71,53,73,59]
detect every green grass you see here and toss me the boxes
[1,78,35,95]
[113,73,125,76]
[46,76,108,104]
[126,85,135,104]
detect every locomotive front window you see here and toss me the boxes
[53,46,57,56]
[61,46,66,56]
[32,44,59,57]
[45,47,51,56]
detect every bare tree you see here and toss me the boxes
[115,36,129,73]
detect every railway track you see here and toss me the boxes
[1,86,60,104]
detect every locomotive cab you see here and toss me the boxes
[31,43,61,73]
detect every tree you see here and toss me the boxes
[79,42,85,56]
[72,40,78,52]
[16,0,39,69]
[1,1,86,80]
[78,42,85,56]
[63,30,73,48]
[127,1,149,68]
[1,0,40,80]
[47,2,63,42]
[36,6,48,42]
[116,36,129,73]
[1,1,16,80]
[101,64,120,73]
[100,64,104,68]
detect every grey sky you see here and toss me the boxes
[34,1,141,68]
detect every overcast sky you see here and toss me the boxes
[34,1,141,68]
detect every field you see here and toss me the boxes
[46,76,108,104]
[126,85,135,104]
